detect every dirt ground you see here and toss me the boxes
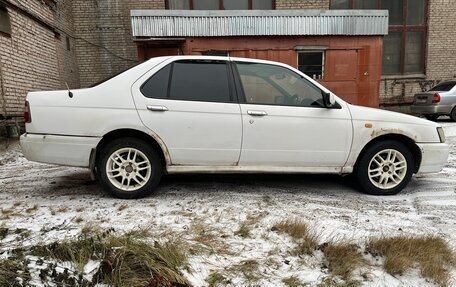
[1,120,455,286]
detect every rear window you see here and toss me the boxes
[429,82,456,92]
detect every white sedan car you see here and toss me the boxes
[20,56,449,198]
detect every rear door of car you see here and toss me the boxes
[233,60,353,168]
[131,58,242,166]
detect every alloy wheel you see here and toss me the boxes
[106,147,152,191]
[368,149,407,190]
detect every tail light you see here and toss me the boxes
[24,101,31,123]
[432,93,441,104]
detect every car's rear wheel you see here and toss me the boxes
[355,140,414,196]
[424,114,439,121]
[97,138,161,199]
[450,107,456,122]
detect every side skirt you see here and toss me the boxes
[166,165,346,174]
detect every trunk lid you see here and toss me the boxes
[414,92,437,105]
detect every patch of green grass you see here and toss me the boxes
[322,242,367,284]
[57,206,69,213]
[0,227,8,240]
[207,271,230,287]
[14,228,31,240]
[25,204,39,214]
[1,207,21,219]
[317,276,360,287]
[272,219,319,255]
[226,260,260,283]
[75,207,85,213]
[29,228,191,286]
[99,235,190,287]
[282,276,306,287]
[188,221,231,255]
[31,234,106,272]
[74,217,84,223]
[117,204,129,211]
[367,235,455,287]
[0,257,31,287]
[234,223,251,238]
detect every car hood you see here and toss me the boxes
[348,104,440,128]
[346,104,443,143]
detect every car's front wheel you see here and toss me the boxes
[97,138,162,199]
[355,140,414,195]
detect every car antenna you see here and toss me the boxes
[65,82,73,98]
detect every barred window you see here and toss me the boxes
[331,0,427,75]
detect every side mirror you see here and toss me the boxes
[322,91,336,108]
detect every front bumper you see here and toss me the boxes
[416,142,450,174]
[411,104,453,115]
[20,133,101,168]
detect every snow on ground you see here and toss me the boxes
[0,120,455,286]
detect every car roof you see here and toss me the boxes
[150,55,285,66]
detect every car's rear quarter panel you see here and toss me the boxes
[26,57,169,137]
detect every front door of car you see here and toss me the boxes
[234,61,353,168]
[131,59,242,166]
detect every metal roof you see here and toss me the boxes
[131,10,389,37]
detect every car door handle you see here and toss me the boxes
[247,110,268,116]
[147,105,168,112]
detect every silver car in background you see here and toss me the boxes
[411,81,456,121]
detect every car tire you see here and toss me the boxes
[424,114,439,121]
[450,107,456,122]
[97,137,162,199]
[355,140,414,196]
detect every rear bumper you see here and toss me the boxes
[410,104,453,115]
[416,142,450,174]
[20,133,101,168]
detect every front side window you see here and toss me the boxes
[330,0,427,75]
[141,60,232,103]
[167,0,274,10]
[236,62,324,108]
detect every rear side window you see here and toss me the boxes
[170,60,231,103]
[141,60,232,103]
[429,82,456,92]
[141,64,171,99]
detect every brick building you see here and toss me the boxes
[0,0,455,133]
